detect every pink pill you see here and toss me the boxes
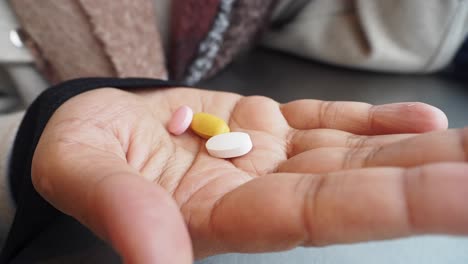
[168,106,193,135]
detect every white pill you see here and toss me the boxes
[205,132,253,159]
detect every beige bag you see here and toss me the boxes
[264,0,468,73]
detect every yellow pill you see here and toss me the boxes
[191,113,230,139]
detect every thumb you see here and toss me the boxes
[33,145,193,264]
[89,173,193,264]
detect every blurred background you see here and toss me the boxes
[9,47,468,263]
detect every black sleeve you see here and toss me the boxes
[451,37,468,81]
[0,78,182,263]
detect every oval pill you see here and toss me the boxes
[206,132,253,159]
[191,112,230,139]
[168,106,193,135]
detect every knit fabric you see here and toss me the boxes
[204,0,278,80]
[172,0,278,84]
[169,0,220,81]
[183,0,236,85]
[10,0,115,84]
[10,0,277,84]
[11,0,167,83]
[79,0,167,79]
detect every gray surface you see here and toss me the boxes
[199,237,468,264]
[11,48,468,263]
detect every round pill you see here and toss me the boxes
[206,132,253,159]
[168,106,193,135]
[191,112,230,139]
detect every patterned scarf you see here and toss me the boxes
[171,0,278,84]
[11,0,277,84]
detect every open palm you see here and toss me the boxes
[33,87,467,263]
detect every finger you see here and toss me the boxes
[289,129,415,156]
[281,100,448,134]
[281,128,468,173]
[33,144,193,263]
[209,163,468,251]
[359,128,468,168]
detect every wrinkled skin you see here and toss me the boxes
[32,87,468,263]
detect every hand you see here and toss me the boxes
[32,87,465,263]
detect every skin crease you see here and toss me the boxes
[30,87,468,264]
